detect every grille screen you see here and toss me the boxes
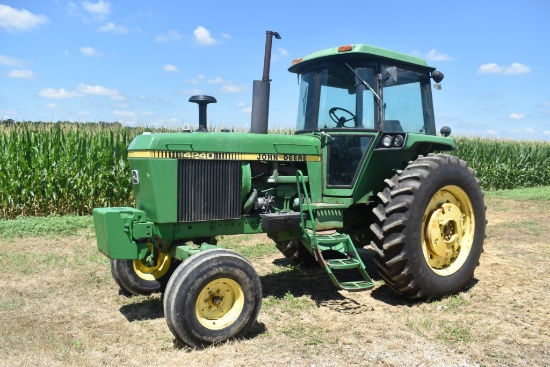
[177,160,242,222]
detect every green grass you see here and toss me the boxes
[0,215,93,238]
[486,185,550,200]
[219,234,280,259]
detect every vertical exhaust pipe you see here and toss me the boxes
[250,30,281,134]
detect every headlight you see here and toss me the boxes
[382,135,393,147]
[392,135,404,147]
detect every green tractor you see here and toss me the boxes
[93,31,486,348]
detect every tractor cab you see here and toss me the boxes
[289,44,442,135]
[289,44,448,193]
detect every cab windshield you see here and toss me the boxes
[296,63,376,131]
[295,62,435,134]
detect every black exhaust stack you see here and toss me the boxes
[189,95,216,132]
[250,30,281,134]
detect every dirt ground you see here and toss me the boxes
[1,196,549,366]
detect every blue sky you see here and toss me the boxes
[1,0,549,140]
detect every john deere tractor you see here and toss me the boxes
[93,31,486,348]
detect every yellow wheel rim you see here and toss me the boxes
[133,243,171,281]
[422,185,475,276]
[195,278,244,330]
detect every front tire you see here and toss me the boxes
[110,246,179,296]
[163,249,262,348]
[371,154,486,300]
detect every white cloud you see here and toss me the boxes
[208,76,246,93]
[0,55,22,66]
[163,64,179,72]
[208,76,226,84]
[193,26,216,46]
[113,110,136,117]
[0,109,17,117]
[241,107,252,114]
[221,33,232,39]
[98,22,128,34]
[278,48,289,57]
[272,47,290,61]
[237,102,246,107]
[0,5,48,32]
[425,49,453,61]
[222,83,246,93]
[410,49,453,61]
[155,30,183,42]
[8,69,34,79]
[80,0,111,20]
[180,88,202,95]
[509,113,525,120]
[80,46,102,57]
[510,127,537,134]
[45,103,59,109]
[39,88,81,99]
[543,131,550,135]
[478,63,531,75]
[486,129,499,135]
[77,83,125,100]
[187,74,205,84]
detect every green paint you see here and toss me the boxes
[93,42,456,275]
[289,43,434,74]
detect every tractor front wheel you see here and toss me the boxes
[110,246,179,296]
[163,249,262,348]
[371,154,486,300]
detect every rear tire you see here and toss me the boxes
[370,154,486,300]
[163,249,262,348]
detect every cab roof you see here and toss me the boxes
[288,44,435,74]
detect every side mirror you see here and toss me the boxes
[384,66,398,85]
[440,126,451,137]
[431,70,444,83]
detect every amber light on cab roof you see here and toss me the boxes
[338,45,353,52]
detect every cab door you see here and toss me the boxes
[322,132,376,199]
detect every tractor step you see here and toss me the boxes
[313,237,375,292]
[327,258,361,270]
[315,233,349,245]
[295,170,374,292]
[339,280,375,291]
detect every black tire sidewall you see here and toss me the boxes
[110,257,178,296]
[403,156,485,297]
[164,250,262,348]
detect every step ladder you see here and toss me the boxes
[296,171,374,292]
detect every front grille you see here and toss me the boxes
[177,160,242,222]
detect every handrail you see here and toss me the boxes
[295,170,316,245]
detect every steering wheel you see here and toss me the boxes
[329,107,356,128]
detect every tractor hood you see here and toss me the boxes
[127,132,321,160]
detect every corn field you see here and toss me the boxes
[1,122,549,219]
[451,137,550,191]
[0,122,143,219]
